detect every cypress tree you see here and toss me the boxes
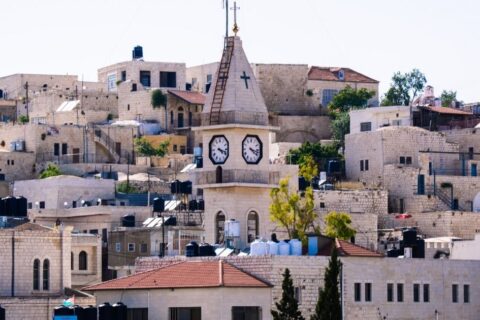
[311,249,342,320]
[271,268,305,320]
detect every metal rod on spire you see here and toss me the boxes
[225,0,229,38]
[230,1,240,35]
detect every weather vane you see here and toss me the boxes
[231,1,240,35]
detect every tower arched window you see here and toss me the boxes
[71,252,74,270]
[247,211,259,243]
[79,251,88,271]
[42,259,50,291]
[33,259,40,290]
[178,106,184,128]
[215,212,225,244]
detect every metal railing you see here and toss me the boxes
[195,169,279,185]
[201,111,268,126]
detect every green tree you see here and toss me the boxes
[324,211,356,240]
[39,163,61,179]
[381,69,427,106]
[441,90,457,107]
[271,268,305,320]
[270,177,316,241]
[328,86,375,113]
[299,155,318,184]
[330,112,350,151]
[116,181,141,194]
[288,142,340,174]
[311,249,342,320]
[134,137,169,157]
[151,89,167,109]
[18,115,29,124]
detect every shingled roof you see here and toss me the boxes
[308,66,378,83]
[83,260,271,291]
[421,106,473,116]
[168,90,206,105]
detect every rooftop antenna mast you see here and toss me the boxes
[231,1,240,36]
[223,0,229,38]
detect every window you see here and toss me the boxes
[89,229,98,234]
[131,83,137,92]
[423,284,430,302]
[169,307,201,320]
[365,160,369,171]
[215,212,225,244]
[160,71,177,88]
[28,202,32,209]
[173,144,178,152]
[72,201,77,208]
[170,111,174,125]
[11,160,14,165]
[320,202,325,208]
[127,104,130,111]
[178,107,184,128]
[54,143,60,156]
[62,143,68,155]
[139,71,151,87]
[400,156,405,164]
[232,306,261,320]
[247,211,259,243]
[43,259,50,290]
[413,284,420,302]
[206,74,213,83]
[39,201,45,209]
[115,242,121,252]
[322,89,338,107]
[294,287,302,304]
[71,252,74,270]
[140,243,148,253]
[128,243,135,252]
[360,122,372,132]
[365,283,372,302]
[354,283,361,302]
[121,71,127,82]
[180,146,186,155]
[406,157,412,165]
[452,284,458,303]
[397,283,404,302]
[360,160,364,171]
[127,308,148,320]
[33,259,40,290]
[79,251,88,270]
[464,284,470,303]
[387,283,393,302]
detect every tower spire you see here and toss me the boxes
[231,1,240,35]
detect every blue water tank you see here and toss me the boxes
[308,235,318,256]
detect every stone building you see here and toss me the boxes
[0,100,18,122]
[71,232,102,289]
[349,105,411,134]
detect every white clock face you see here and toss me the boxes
[209,135,229,164]
[242,135,263,164]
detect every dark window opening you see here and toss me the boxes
[54,143,60,156]
[387,283,394,302]
[360,122,372,132]
[232,306,261,320]
[79,251,88,270]
[354,283,361,302]
[170,111,174,125]
[215,212,225,244]
[320,202,325,208]
[173,144,178,152]
[127,308,148,320]
[452,284,458,303]
[42,259,50,290]
[365,283,372,302]
[131,83,137,92]
[413,284,420,302]
[121,71,127,82]
[397,283,404,302]
[423,284,430,302]
[180,146,186,155]
[406,156,412,165]
[71,252,74,270]
[247,211,259,244]
[62,143,68,155]
[464,284,470,303]
[400,156,405,164]
[160,72,177,88]
[169,307,201,320]
[140,71,151,87]
[33,259,40,290]
[360,160,364,172]
[39,201,45,209]
[365,159,369,171]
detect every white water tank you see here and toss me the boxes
[278,240,290,256]
[267,241,279,255]
[250,239,267,256]
[404,247,412,259]
[224,219,241,238]
[290,239,302,256]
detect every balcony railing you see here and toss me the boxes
[201,111,268,126]
[195,169,279,185]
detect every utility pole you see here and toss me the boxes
[24,82,29,119]
[224,0,229,38]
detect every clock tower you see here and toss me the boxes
[192,36,282,249]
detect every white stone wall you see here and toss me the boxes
[349,105,410,134]
[71,233,102,288]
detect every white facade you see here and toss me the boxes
[349,105,410,134]
[451,234,480,260]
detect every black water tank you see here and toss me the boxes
[0,305,5,320]
[54,305,74,315]
[181,181,192,194]
[4,197,16,216]
[185,241,199,257]
[122,215,135,227]
[298,177,308,191]
[83,305,97,320]
[197,199,205,211]
[195,156,203,168]
[198,243,216,257]
[71,305,84,319]
[0,199,5,216]
[112,302,127,320]
[153,197,165,213]
[164,216,177,226]
[387,249,400,258]
[188,200,197,211]
[132,45,143,60]
[328,160,341,174]
[15,196,27,217]
[403,229,417,246]
[98,302,113,320]
[413,239,425,259]
[170,180,181,194]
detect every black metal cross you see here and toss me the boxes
[240,71,250,89]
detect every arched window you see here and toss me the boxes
[33,259,40,290]
[71,252,74,270]
[79,251,88,271]
[42,259,50,290]
[215,212,225,244]
[247,211,259,243]
[170,110,174,125]
[178,107,184,128]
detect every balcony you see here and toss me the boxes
[195,169,279,187]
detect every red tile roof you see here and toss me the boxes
[336,239,383,257]
[422,106,473,116]
[168,90,206,105]
[308,66,378,83]
[83,260,271,291]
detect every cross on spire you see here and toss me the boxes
[240,71,250,89]
[230,1,240,35]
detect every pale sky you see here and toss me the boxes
[1,0,479,101]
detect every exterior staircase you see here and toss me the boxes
[89,125,121,163]
[209,37,235,125]
[435,185,467,211]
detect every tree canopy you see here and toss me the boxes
[134,137,169,157]
[441,90,457,107]
[324,211,356,240]
[39,163,61,179]
[270,177,317,241]
[151,89,167,109]
[381,69,427,106]
[328,86,375,113]
[330,112,350,151]
[311,249,342,320]
[271,268,305,320]
[288,142,340,174]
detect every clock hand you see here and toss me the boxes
[217,148,227,155]
[249,147,259,156]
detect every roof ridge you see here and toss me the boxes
[222,261,272,287]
